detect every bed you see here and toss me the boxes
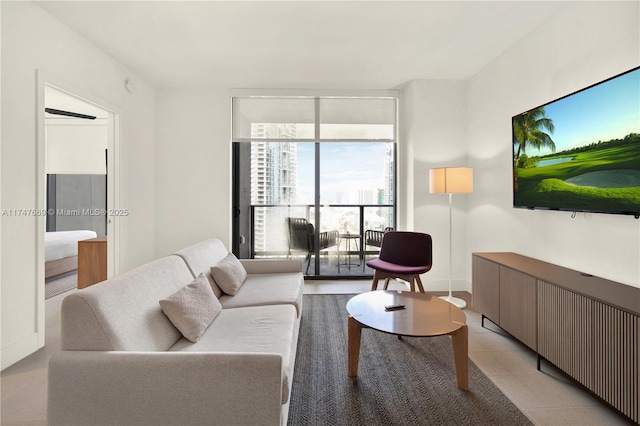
[45,230,98,281]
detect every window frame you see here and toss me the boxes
[231,91,399,278]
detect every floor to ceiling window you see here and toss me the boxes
[232,95,397,278]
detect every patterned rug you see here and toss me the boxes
[45,274,77,299]
[287,294,532,426]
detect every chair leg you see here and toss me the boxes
[370,271,380,291]
[409,279,415,292]
[305,252,311,275]
[383,278,391,290]
[415,275,425,293]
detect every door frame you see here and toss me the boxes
[36,71,121,347]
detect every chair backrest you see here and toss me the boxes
[378,231,432,267]
[364,230,384,247]
[286,217,314,251]
[364,227,394,248]
[318,229,338,250]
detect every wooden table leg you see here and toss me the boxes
[348,316,364,377]
[450,325,469,390]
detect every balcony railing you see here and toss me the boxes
[248,204,394,277]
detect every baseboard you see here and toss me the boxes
[412,278,471,293]
[1,332,41,371]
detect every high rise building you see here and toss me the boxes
[250,124,298,253]
[382,143,395,226]
[383,143,394,205]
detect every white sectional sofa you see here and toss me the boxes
[47,238,304,426]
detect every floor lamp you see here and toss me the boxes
[429,167,473,309]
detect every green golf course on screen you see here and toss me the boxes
[512,67,640,217]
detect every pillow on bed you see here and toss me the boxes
[210,253,247,296]
[159,273,221,342]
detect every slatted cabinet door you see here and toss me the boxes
[537,281,592,388]
[499,266,537,350]
[592,301,639,424]
[472,255,500,324]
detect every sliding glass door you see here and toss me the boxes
[231,95,397,278]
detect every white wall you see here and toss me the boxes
[466,1,640,288]
[401,79,469,291]
[155,89,232,257]
[1,2,157,369]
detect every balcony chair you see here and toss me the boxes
[366,231,432,293]
[362,227,394,272]
[286,217,339,274]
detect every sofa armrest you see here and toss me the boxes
[240,259,303,274]
[48,351,284,426]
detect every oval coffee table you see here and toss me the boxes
[346,290,469,390]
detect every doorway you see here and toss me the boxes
[36,74,120,348]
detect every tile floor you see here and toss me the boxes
[0,280,634,425]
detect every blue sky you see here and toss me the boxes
[296,142,390,203]
[531,67,639,156]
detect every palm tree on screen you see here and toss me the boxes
[513,107,556,189]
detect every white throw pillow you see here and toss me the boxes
[159,273,221,342]
[210,253,247,296]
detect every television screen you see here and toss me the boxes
[512,66,640,217]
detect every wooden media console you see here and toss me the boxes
[472,252,639,423]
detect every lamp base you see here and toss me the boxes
[439,295,467,309]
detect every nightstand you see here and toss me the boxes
[77,236,107,288]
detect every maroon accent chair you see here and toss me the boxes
[366,231,433,293]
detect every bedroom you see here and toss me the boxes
[43,86,110,298]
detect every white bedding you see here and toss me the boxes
[45,230,98,262]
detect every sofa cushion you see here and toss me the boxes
[211,253,247,296]
[61,255,194,351]
[219,273,303,317]
[174,238,229,298]
[159,273,222,343]
[169,304,298,404]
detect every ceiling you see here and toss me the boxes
[35,1,565,90]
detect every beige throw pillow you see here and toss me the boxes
[159,273,221,342]
[210,253,247,296]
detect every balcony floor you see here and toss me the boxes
[297,253,378,278]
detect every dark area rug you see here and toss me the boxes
[287,294,533,426]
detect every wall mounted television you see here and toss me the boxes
[512,66,640,218]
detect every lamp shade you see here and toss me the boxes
[429,167,473,194]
